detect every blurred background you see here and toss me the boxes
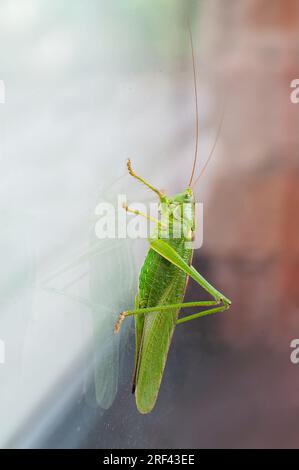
[0,0,299,449]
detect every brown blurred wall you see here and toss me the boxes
[198,0,299,347]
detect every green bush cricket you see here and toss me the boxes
[114,32,231,414]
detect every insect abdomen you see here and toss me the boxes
[134,239,192,413]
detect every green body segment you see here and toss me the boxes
[120,175,230,414]
[134,237,192,414]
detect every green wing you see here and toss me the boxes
[132,292,143,393]
[133,240,192,413]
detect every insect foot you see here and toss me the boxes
[127,159,136,178]
[114,312,126,333]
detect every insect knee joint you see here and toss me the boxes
[114,311,127,333]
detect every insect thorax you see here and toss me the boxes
[153,188,195,243]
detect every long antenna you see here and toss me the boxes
[192,107,225,188]
[188,24,199,187]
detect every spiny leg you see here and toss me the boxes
[150,238,231,306]
[127,159,165,201]
[122,202,165,228]
[114,300,221,333]
[115,240,231,332]
[176,304,229,325]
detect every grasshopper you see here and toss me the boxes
[114,32,231,414]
